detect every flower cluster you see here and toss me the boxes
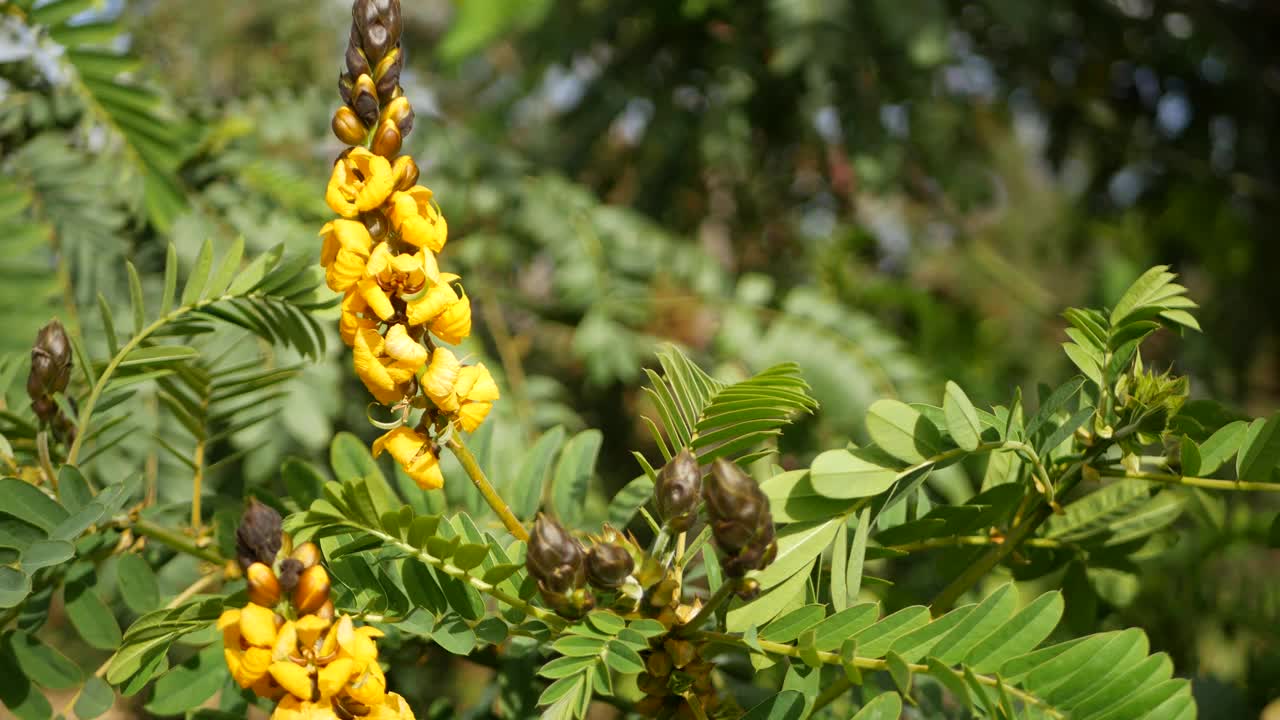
[321,0,497,490]
[222,503,413,719]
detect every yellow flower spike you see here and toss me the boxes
[317,657,356,698]
[271,696,342,720]
[319,220,373,292]
[240,603,281,648]
[346,663,387,706]
[326,148,395,218]
[383,324,427,366]
[296,614,332,651]
[269,661,315,701]
[422,347,461,412]
[388,186,448,252]
[428,288,471,345]
[372,426,443,490]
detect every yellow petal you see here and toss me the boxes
[336,615,379,666]
[317,657,355,698]
[346,663,387,706]
[319,222,339,267]
[383,324,427,366]
[270,696,342,720]
[217,608,242,631]
[325,164,360,218]
[366,692,417,720]
[422,348,460,412]
[327,248,369,293]
[240,603,280,647]
[230,646,273,687]
[428,290,471,345]
[358,278,395,321]
[404,284,455,327]
[250,673,285,700]
[296,614,332,651]
[353,331,403,405]
[456,401,493,433]
[455,364,500,403]
[273,621,299,661]
[390,187,448,253]
[406,448,443,490]
[269,661,315,701]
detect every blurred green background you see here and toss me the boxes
[2,0,1277,716]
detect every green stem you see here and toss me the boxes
[446,435,529,542]
[1102,470,1280,492]
[364,524,565,630]
[887,535,1069,554]
[692,631,1062,718]
[126,517,226,566]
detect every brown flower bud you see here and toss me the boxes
[381,95,414,138]
[704,459,777,577]
[292,564,331,614]
[27,320,72,423]
[332,106,367,146]
[291,542,322,569]
[361,209,389,241]
[339,71,355,107]
[526,514,585,594]
[636,671,667,696]
[352,73,380,127]
[391,156,419,191]
[656,449,701,532]
[646,651,673,678]
[277,558,303,593]
[369,118,402,158]
[585,542,634,589]
[235,499,282,572]
[345,34,371,79]
[246,562,282,607]
[373,46,403,101]
[663,638,697,669]
[353,0,401,63]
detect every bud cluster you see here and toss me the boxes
[635,638,735,720]
[526,514,642,619]
[26,320,76,440]
[222,503,414,719]
[323,0,498,489]
[704,459,777,578]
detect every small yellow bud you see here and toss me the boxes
[332,106,368,146]
[246,562,281,607]
[352,73,380,126]
[292,564,331,615]
[315,599,336,621]
[391,156,419,192]
[381,95,414,137]
[290,541,322,569]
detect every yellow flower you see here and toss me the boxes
[353,328,423,405]
[270,696,342,720]
[221,605,280,689]
[372,426,444,489]
[319,220,373,292]
[388,186,448,252]
[366,693,416,720]
[453,363,500,433]
[383,323,427,367]
[405,281,471,345]
[340,289,378,348]
[356,244,440,322]
[326,148,395,218]
[421,347,461,412]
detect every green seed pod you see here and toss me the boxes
[585,541,635,589]
[656,448,701,532]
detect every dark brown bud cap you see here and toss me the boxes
[656,449,701,531]
[526,514,585,594]
[585,542,634,589]
[391,156,419,191]
[235,499,282,572]
[345,36,371,79]
[351,74,380,127]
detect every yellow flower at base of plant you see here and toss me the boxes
[453,364,500,433]
[373,426,443,489]
[422,347,461,412]
[326,148,396,218]
[353,328,423,405]
[220,604,282,691]
[357,244,440,321]
[405,281,471,346]
[319,219,374,292]
[388,186,448,252]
